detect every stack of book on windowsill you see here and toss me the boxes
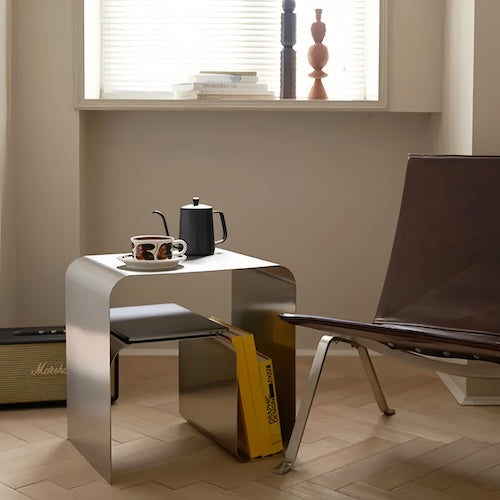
[172,71,275,100]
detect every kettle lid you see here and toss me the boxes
[181,196,212,210]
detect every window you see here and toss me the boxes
[83,0,384,102]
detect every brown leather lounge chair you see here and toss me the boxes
[275,154,500,474]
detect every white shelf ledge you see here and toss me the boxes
[76,98,388,112]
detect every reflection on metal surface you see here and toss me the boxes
[66,257,116,483]
[232,267,296,444]
[179,337,239,458]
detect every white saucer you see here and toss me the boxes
[117,254,186,271]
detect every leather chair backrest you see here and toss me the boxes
[375,155,500,334]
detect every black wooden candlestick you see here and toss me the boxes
[280,0,296,99]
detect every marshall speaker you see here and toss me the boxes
[0,326,119,407]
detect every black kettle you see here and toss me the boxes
[179,197,228,256]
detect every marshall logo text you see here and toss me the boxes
[30,362,67,376]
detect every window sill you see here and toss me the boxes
[76,98,388,112]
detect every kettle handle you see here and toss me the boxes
[214,211,228,245]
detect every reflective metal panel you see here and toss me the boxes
[66,257,118,483]
[179,337,239,457]
[232,267,296,443]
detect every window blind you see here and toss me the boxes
[98,0,379,100]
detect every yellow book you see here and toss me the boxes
[238,330,277,456]
[216,331,263,459]
[256,352,283,453]
[211,318,282,457]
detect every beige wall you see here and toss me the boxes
[2,0,439,342]
[471,0,500,153]
[10,0,80,326]
[431,0,475,153]
[387,0,444,112]
[5,0,498,353]
[0,0,15,325]
[81,110,430,337]
[432,0,500,155]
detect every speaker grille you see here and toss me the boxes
[0,342,118,405]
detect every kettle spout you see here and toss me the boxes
[152,210,170,236]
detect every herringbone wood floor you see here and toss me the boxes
[1,354,500,499]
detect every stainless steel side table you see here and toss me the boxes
[65,249,296,483]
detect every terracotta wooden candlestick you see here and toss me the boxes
[307,9,328,100]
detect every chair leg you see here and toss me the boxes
[274,334,336,475]
[356,345,395,416]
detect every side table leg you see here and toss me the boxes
[66,258,119,483]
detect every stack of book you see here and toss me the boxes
[172,71,275,100]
